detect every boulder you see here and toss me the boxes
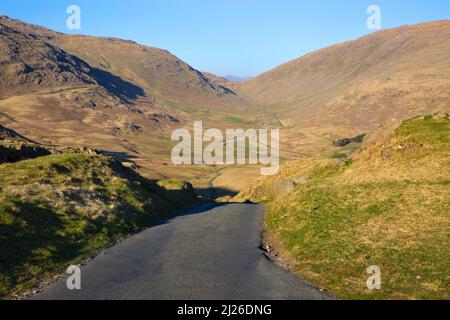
[271,179,296,198]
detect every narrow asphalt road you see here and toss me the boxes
[33,203,331,300]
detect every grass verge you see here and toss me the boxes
[237,115,450,299]
[0,153,197,298]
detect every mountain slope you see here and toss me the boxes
[2,16,449,178]
[202,72,240,92]
[0,16,244,112]
[0,124,35,143]
[0,152,197,298]
[240,21,450,132]
[0,21,95,99]
[0,15,255,183]
[52,35,243,111]
[235,115,450,299]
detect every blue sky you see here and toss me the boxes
[1,0,449,77]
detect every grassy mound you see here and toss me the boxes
[0,153,197,298]
[237,115,449,299]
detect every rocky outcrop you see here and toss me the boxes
[1,124,100,164]
[333,134,366,147]
[0,21,95,99]
[0,144,51,163]
[0,143,100,164]
[147,113,180,124]
[156,179,198,208]
[271,179,296,198]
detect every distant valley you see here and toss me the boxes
[0,15,449,186]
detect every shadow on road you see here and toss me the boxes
[151,201,249,229]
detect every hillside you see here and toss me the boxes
[0,21,95,99]
[235,115,450,299]
[202,72,241,92]
[239,21,450,156]
[0,16,260,186]
[53,36,242,111]
[0,152,197,299]
[1,16,449,188]
[0,124,35,143]
[0,16,245,113]
[2,16,449,179]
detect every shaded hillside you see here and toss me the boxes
[235,115,450,299]
[0,124,35,143]
[51,36,244,112]
[0,21,94,99]
[0,153,197,298]
[0,15,255,183]
[0,123,106,164]
[0,16,245,112]
[202,72,241,92]
[240,21,450,132]
[0,16,142,107]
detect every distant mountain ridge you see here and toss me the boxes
[224,75,253,83]
[202,72,240,92]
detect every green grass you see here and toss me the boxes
[179,105,199,114]
[266,180,449,299]
[0,154,197,298]
[331,152,347,159]
[222,115,256,126]
[396,115,450,144]
[157,178,190,189]
[251,116,450,299]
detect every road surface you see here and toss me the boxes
[33,203,331,300]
